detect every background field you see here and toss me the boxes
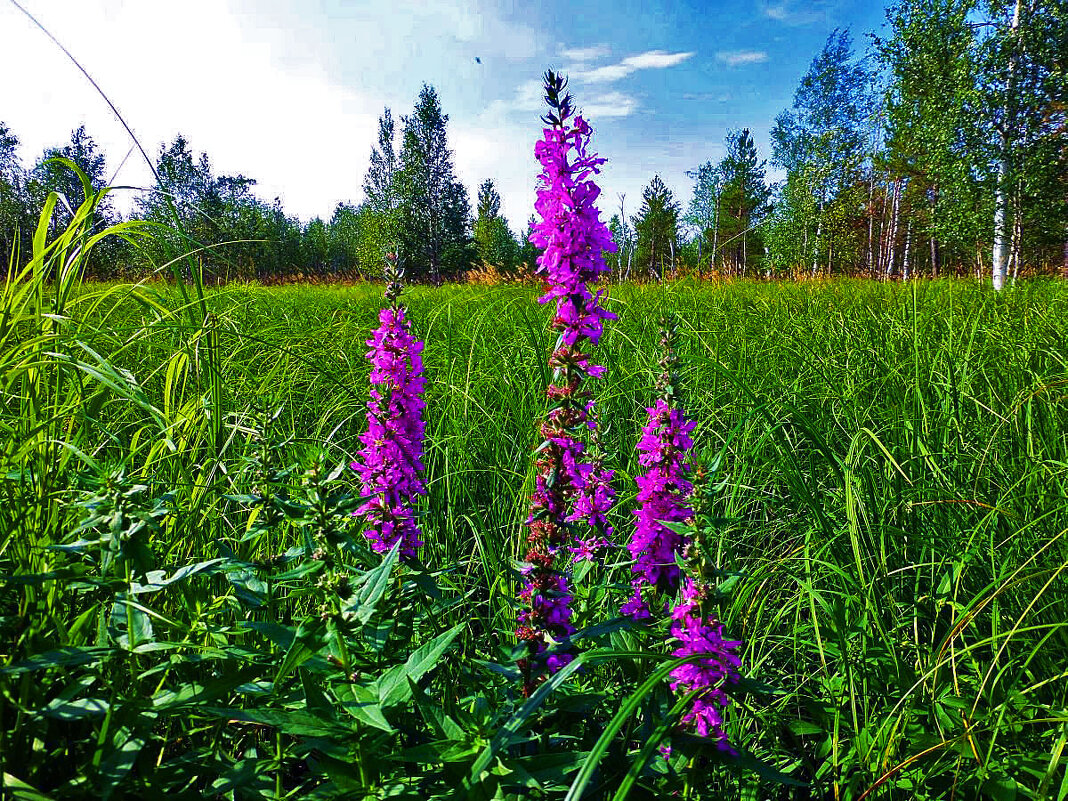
[3,276,1068,798]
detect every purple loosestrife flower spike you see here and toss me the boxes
[669,579,742,751]
[625,316,694,617]
[628,318,744,751]
[517,71,618,695]
[350,252,427,560]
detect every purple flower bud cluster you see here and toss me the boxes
[568,404,615,563]
[350,304,427,559]
[669,578,742,750]
[623,399,696,619]
[517,74,618,695]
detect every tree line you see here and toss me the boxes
[1,0,1064,284]
[0,84,531,283]
[613,1,1066,283]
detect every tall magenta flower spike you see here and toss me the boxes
[350,253,427,560]
[627,318,743,750]
[669,578,742,751]
[517,70,617,695]
[624,322,695,620]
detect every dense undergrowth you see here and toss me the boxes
[2,197,1068,799]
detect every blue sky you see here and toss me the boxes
[1,0,888,230]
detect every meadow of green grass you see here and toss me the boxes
[2,213,1068,798]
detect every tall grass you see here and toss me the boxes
[2,197,1067,798]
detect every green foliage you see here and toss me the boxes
[976,0,1068,263]
[684,160,722,271]
[632,175,680,279]
[5,190,1068,795]
[474,179,519,270]
[23,125,128,277]
[0,121,28,263]
[326,202,364,274]
[769,29,877,275]
[877,0,987,268]
[136,134,310,281]
[395,85,473,283]
[716,129,772,276]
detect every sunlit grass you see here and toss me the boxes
[2,196,1067,798]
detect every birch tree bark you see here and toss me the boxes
[992,0,1021,291]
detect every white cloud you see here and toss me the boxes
[558,44,611,63]
[682,91,732,103]
[582,92,639,118]
[573,49,695,83]
[762,1,832,25]
[497,79,547,113]
[487,74,640,135]
[0,1,698,236]
[452,117,539,230]
[388,0,542,60]
[621,51,694,70]
[0,1,390,220]
[716,50,769,66]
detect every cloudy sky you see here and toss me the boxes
[0,0,887,229]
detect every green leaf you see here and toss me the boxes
[376,623,464,708]
[467,649,649,787]
[2,772,58,800]
[346,540,401,625]
[275,618,329,685]
[203,707,351,738]
[41,697,109,721]
[98,728,144,800]
[152,667,262,711]
[302,668,333,718]
[408,676,465,740]
[225,564,267,608]
[332,681,395,733]
[128,558,225,594]
[982,774,1018,801]
[0,646,112,674]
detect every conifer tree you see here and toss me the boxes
[473,178,517,268]
[717,129,771,276]
[632,175,680,280]
[396,85,472,283]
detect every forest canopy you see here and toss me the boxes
[0,0,1064,284]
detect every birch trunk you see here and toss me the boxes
[1011,183,1022,281]
[902,217,912,281]
[711,194,720,276]
[866,175,875,278]
[886,178,901,280]
[992,158,1009,290]
[812,211,822,277]
[929,184,940,278]
[993,0,1020,291]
